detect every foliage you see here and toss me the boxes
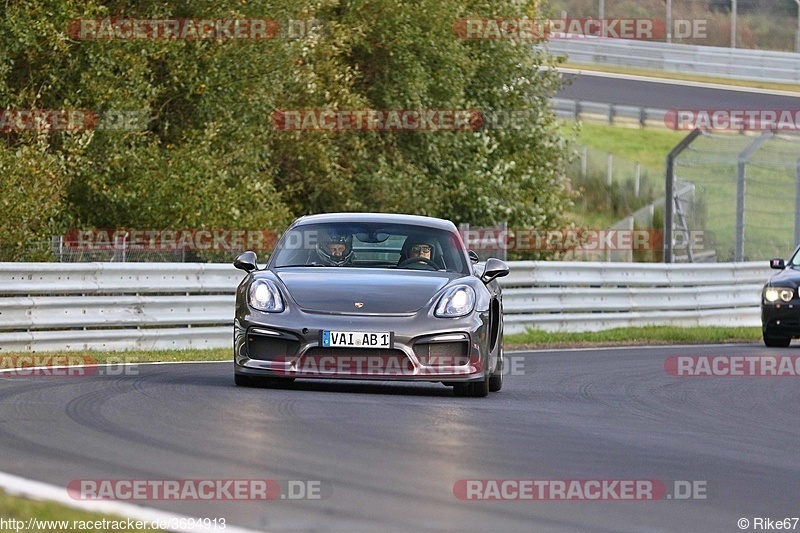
[0,0,573,260]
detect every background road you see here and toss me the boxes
[1,345,798,532]
[557,71,800,110]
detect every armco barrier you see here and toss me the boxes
[0,261,774,351]
[0,263,240,352]
[501,261,772,333]
[547,39,800,83]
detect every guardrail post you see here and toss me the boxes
[607,103,615,125]
[735,132,773,262]
[665,128,702,263]
[639,107,646,127]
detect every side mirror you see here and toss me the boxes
[468,250,480,263]
[481,258,509,284]
[234,251,259,272]
[770,258,785,270]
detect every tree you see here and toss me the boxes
[0,0,572,260]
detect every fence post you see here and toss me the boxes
[607,153,613,185]
[50,235,63,262]
[665,128,702,263]
[735,132,773,262]
[634,163,641,197]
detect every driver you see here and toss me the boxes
[399,237,438,268]
[316,231,354,266]
[409,242,433,261]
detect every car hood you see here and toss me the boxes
[767,267,800,288]
[273,268,462,314]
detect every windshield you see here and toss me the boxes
[269,222,468,274]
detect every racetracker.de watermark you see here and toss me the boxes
[270,109,482,131]
[68,479,330,500]
[665,109,800,131]
[452,18,707,40]
[453,479,707,500]
[0,109,149,132]
[665,356,800,377]
[67,18,280,40]
[0,355,138,378]
[64,229,278,252]
[460,228,680,252]
[269,354,527,377]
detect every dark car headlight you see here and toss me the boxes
[249,280,284,312]
[435,285,476,318]
[764,287,793,303]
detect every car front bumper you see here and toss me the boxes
[234,307,492,383]
[761,301,800,337]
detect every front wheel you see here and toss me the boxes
[454,374,489,397]
[763,329,791,347]
[489,341,504,392]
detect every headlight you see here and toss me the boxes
[249,280,284,312]
[435,286,476,317]
[764,287,793,303]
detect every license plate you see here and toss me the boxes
[321,331,393,348]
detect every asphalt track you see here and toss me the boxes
[556,71,800,110]
[1,344,798,532]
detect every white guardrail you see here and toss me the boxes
[551,97,668,127]
[548,39,800,83]
[0,261,774,351]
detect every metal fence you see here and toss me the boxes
[667,130,800,262]
[0,261,773,351]
[547,39,800,83]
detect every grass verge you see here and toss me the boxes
[562,62,800,94]
[0,348,230,366]
[569,122,686,173]
[506,326,762,349]
[0,489,160,531]
[0,328,764,366]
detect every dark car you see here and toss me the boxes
[761,253,800,347]
[232,213,509,397]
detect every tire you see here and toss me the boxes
[454,374,489,398]
[235,374,295,387]
[234,373,254,387]
[489,345,504,393]
[471,374,489,397]
[763,330,791,347]
[489,369,503,392]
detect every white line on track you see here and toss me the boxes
[509,342,764,353]
[0,471,264,532]
[557,67,800,98]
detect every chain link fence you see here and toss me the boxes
[670,130,800,262]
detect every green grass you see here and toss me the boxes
[0,348,230,366]
[506,326,761,347]
[0,489,161,531]
[0,329,763,369]
[567,122,687,172]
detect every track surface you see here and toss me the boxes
[557,71,800,109]
[1,344,799,532]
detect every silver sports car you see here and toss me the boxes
[233,213,509,397]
